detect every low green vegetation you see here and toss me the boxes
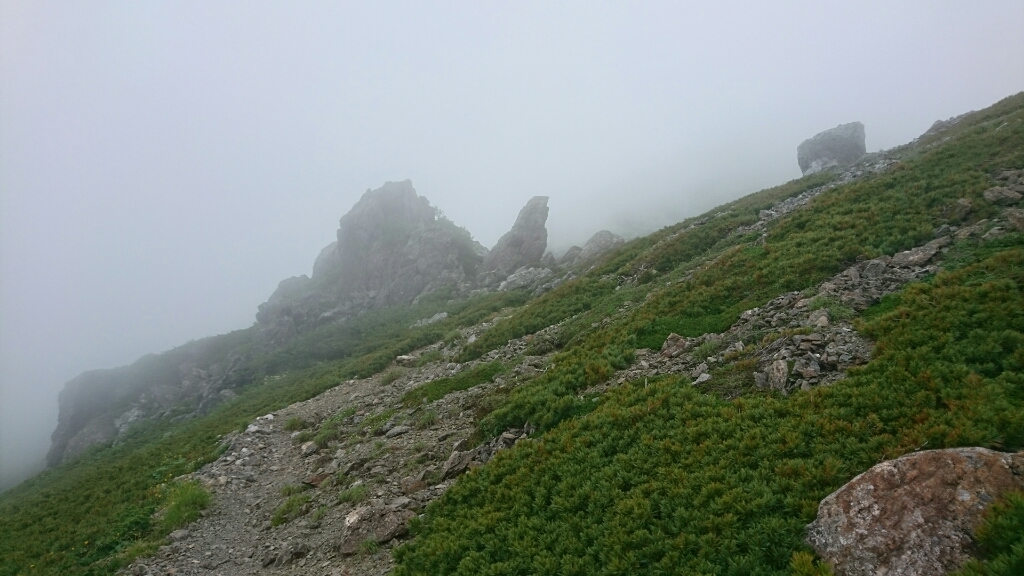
[310,505,330,523]
[415,350,443,366]
[807,296,855,322]
[953,491,1024,576]
[401,361,507,407]
[283,417,307,431]
[271,494,312,526]
[279,483,311,497]
[381,368,406,386]
[394,243,1024,575]
[790,552,835,576]
[356,410,395,437]
[158,481,210,532]
[337,484,369,504]
[313,407,358,449]
[360,539,381,555]
[416,410,439,429]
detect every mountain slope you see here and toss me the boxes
[1,92,1022,576]
[391,94,1024,575]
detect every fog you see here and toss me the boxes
[2,1,1022,491]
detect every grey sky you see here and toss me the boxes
[2,1,1022,489]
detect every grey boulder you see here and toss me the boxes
[798,122,866,175]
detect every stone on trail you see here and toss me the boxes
[440,448,480,480]
[339,506,416,555]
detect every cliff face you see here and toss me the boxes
[47,182,557,467]
[48,181,551,466]
[46,333,250,467]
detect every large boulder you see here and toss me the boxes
[806,447,1024,576]
[477,196,549,286]
[798,122,866,175]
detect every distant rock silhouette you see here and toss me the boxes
[576,230,624,265]
[798,122,866,175]
[256,180,487,345]
[477,196,549,287]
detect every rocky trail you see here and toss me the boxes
[125,318,554,576]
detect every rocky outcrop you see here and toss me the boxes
[806,448,1024,576]
[498,267,552,292]
[558,246,583,267]
[477,196,549,286]
[983,186,1022,206]
[256,181,487,343]
[47,180,500,468]
[798,122,866,175]
[556,231,624,268]
[994,168,1024,193]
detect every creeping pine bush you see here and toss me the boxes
[953,491,1024,575]
[394,245,1024,575]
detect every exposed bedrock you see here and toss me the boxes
[255,180,487,344]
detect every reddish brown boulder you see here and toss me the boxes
[806,447,1024,576]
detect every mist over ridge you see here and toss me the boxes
[3,1,1024,491]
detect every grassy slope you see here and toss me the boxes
[392,94,1024,574]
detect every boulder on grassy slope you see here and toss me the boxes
[806,447,1024,576]
[798,122,866,175]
